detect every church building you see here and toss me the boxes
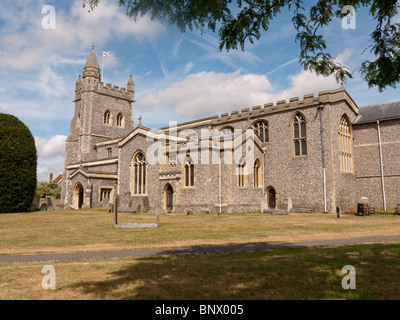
[61,46,400,214]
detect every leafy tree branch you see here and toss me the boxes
[82,0,400,90]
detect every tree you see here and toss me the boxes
[83,0,400,91]
[36,181,61,199]
[0,114,37,213]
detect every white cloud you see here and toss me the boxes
[138,70,273,117]
[0,0,166,71]
[37,159,65,182]
[35,135,67,158]
[336,49,353,64]
[35,135,67,182]
[137,68,340,119]
[276,70,339,102]
[0,104,8,114]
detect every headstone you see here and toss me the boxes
[261,199,266,213]
[336,206,341,218]
[120,192,131,207]
[113,195,119,226]
[287,196,293,212]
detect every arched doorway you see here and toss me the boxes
[164,184,173,211]
[73,183,84,209]
[266,186,277,209]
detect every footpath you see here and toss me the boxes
[1,235,400,264]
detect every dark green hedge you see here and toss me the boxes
[0,113,37,213]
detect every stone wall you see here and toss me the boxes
[62,53,399,214]
[353,119,400,210]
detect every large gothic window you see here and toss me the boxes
[252,121,269,143]
[184,156,194,187]
[292,113,307,157]
[132,152,146,195]
[339,115,353,173]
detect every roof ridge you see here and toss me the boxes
[361,99,400,108]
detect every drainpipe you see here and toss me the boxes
[318,103,328,213]
[323,168,327,213]
[218,151,222,216]
[262,146,266,203]
[377,121,387,211]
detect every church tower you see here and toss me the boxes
[65,45,135,164]
[62,45,136,208]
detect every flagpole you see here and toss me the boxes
[101,52,110,82]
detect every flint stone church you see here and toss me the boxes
[61,46,400,214]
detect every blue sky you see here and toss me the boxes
[0,0,399,181]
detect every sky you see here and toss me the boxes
[0,0,399,182]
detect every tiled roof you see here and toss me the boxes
[53,174,62,184]
[353,100,400,124]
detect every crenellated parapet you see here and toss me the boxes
[212,87,358,125]
[161,87,358,133]
[75,78,135,103]
[94,81,135,102]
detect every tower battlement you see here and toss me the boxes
[96,81,134,102]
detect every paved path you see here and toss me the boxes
[1,235,400,264]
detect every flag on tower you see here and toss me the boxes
[101,52,110,81]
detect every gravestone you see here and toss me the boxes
[261,199,266,213]
[287,196,293,212]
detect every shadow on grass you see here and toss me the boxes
[68,243,400,300]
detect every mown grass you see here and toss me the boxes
[2,209,400,300]
[1,208,400,255]
[1,243,400,300]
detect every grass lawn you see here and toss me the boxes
[1,243,400,300]
[1,208,400,255]
[1,209,400,300]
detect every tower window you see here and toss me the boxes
[104,111,111,125]
[117,113,124,127]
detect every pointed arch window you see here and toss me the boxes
[184,156,194,187]
[252,121,269,143]
[293,113,307,157]
[116,113,124,127]
[220,126,234,136]
[339,115,353,173]
[253,159,261,188]
[104,111,111,125]
[132,152,146,195]
[238,158,248,187]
